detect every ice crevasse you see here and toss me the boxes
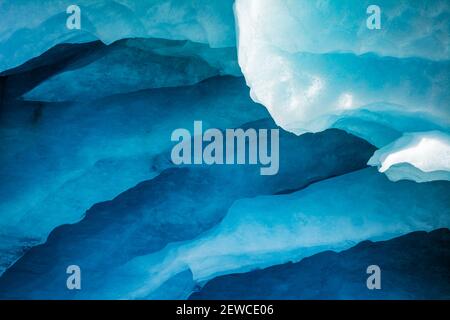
[235,0,450,182]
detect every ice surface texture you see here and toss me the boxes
[0,0,449,300]
[0,0,236,72]
[368,131,450,182]
[23,38,241,101]
[0,123,376,299]
[235,0,450,182]
[81,167,448,299]
[0,73,267,275]
[190,229,450,300]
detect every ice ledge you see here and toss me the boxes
[368,131,450,182]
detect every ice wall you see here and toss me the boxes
[0,0,236,72]
[235,0,450,182]
[70,168,450,299]
[0,75,267,275]
[23,38,241,101]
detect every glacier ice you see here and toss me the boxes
[329,105,450,148]
[68,167,450,299]
[0,75,267,275]
[368,131,450,182]
[0,127,375,299]
[235,0,450,180]
[23,38,240,101]
[236,0,449,60]
[190,229,450,300]
[1,0,449,300]
[235,0,450,133]
[0,0,236,73]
